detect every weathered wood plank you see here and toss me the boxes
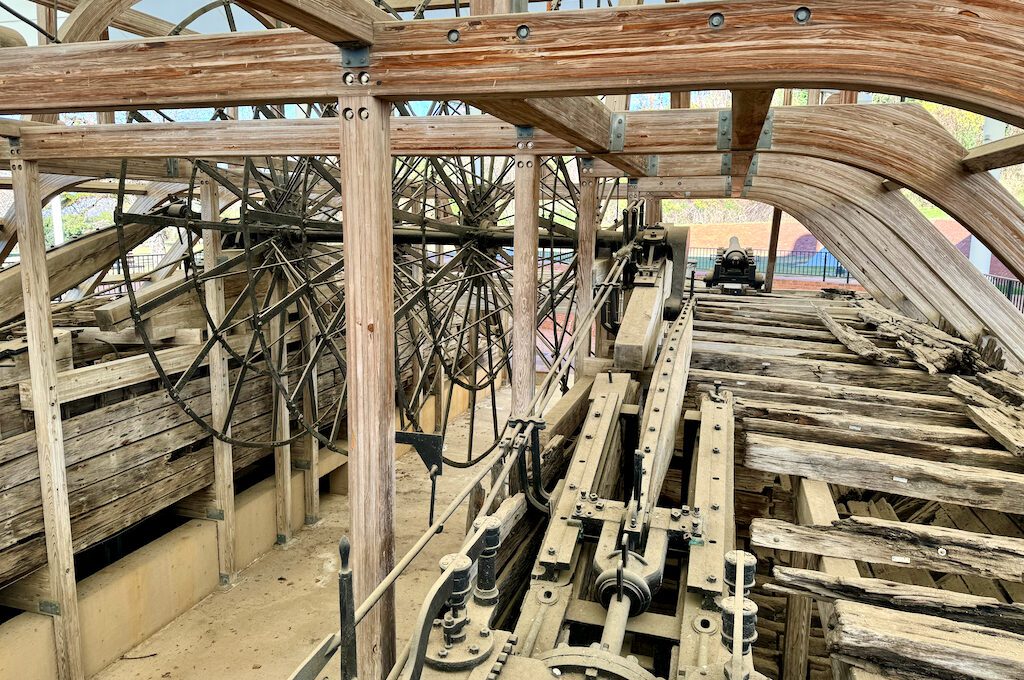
[827,600,1024,680]
[751,516,1024,582]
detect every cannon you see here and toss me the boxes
[704,236,764,294]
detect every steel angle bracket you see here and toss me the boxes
[340,45,370,68]
[396,431,444,475]
[610,113,627,152]
[756,110,775,150]
[716,110,733,151]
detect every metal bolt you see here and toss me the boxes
[447,29,461,42]
[707,575,717,583]
[516,24,530,39]
[709,11,725,28]
[712,447,720,454]
[343,72,356,85]
[937,547,948,557]
[671,509,682,520]
[714,424,722,431]
[358,107,370,120]
[469,644,480,654]
[711,503,720,511]
[794,6,811,24]
[342,108,355,120]
[359,71,371,84]
[547,547,556,555]
[438,649,448,658]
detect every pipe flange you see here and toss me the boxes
[594,566,652,616]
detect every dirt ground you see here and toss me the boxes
[95,387,513,680]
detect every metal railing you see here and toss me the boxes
[987,274,1024,311]
[690,247,855,284]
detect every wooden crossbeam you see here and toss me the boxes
[234,0,393,45]
[473,97,612,154]
[728,89,774,192]
[5,2,1024,123]
[751,515,1024,583]
[962,133,1024,173]
[744,433,1024,514]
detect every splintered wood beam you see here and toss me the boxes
[11,157,85,680]
[769,566,1024,634]
[827,600,1024,680]
[949,375,1024,457]
[234,0,393,45]
[746,433,1024,515]
[473,97,613,154]
[339,94,397,680]
[750,515,1024,582]
[962,133,1024,173]
[575,174,597,365]
[814,305,899,365]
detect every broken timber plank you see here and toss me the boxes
[827,600,1024,680]
[750,516,1024,583]
[744,433,1024,514]
[769,566,1024,634]
[814,305,899,366]
[949,375,1024,456]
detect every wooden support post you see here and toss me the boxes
[781,538,812,680]
[299,307,320,525]
[512,153,539,417]
[270,276,292,545]
[764,207,782,292]
[644,195,662,225]
[670,91,690,109]
[339,94,397,680]
[11,156,85,680]
[201,176,237,584]
[575,173,597,366]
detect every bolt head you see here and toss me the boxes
[707,575,717,583]
[438,649,448,658]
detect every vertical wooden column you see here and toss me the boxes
[512,154,539,418]
[270,278,292,545]
[644,195,663,225]
[298,308,320,525]
[201,177,237,584]
[670,91,691,109]
[764,207,783,292]
[339,94,397,680]
[575,173,597,365]
[12,157,85,680]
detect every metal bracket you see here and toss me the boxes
[516,125,535,140]
[724,176,733,197]
[166,157,179,178]
[340,45,370,69]
[720,153,732,176]
[609,113,627,152]
[206,508,225,521]
[756,110,775,150]
[39,600,60,616]
[580,157,595,174]
[396,431,444,475]
[716,110,733,151]
[646,155,659,177]
[744,154,760,188]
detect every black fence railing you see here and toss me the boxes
[690,247,855,284]
[988,274,1024,311]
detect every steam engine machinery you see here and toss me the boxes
[703,237,764,294]
[291,212,764,680]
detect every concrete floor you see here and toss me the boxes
[95,386,513,680]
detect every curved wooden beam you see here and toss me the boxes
[58,0,142,43]
[7,1,1024,124]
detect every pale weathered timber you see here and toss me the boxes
[750,516,1024,583]
[764,208,782,293]
[814,306,898,366]
[949,376,1024,457]
[744,433,1024,514]
[781,550,811,680]
[827,600,1024,680]
[512,154,539,417]
[575,174,597,366]
[614,275,666,371]
[201,176,236,584]
[962,133,1024,173]
[856,300,980,374]
[269,278,292,545]
[976,370,1024,405]
[769,566,1024,634]
[234,0,392,45]
[338,94,397,680]
[11,158,85,680]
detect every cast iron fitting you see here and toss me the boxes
[720,596,758,655]
[724,550,757,595]
[595,566,652,616]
